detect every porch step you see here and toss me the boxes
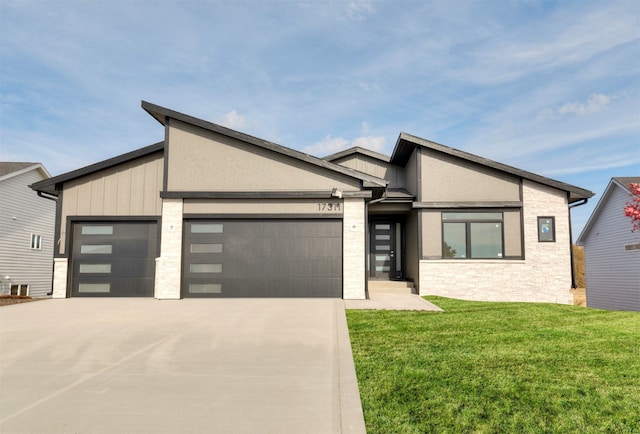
[368,280,415,295]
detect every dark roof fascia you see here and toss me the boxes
[141,101,387,188]
[30,141,165,195]
[323,146,392,163]
[392,132,594,203]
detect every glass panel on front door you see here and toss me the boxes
[370,222,402,280]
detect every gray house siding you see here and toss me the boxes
[580,183,640,311]
[0,168,55,297]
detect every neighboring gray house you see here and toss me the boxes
[30,101,594,303]
[1,163,55,297]
[577,177,640,311]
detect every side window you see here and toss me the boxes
[537,217,555,242]
[30,234,42,250]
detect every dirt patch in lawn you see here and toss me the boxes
[0,295,44,307]
[571,287,586,307]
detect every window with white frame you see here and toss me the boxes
[30,234,42,250]
[11,284,28,296]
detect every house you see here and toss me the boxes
[1,162,55,297]
[30,101,594,302]
[576,177,640,311]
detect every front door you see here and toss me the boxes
[370,221,402,280]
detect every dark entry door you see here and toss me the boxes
[370,222,396,280]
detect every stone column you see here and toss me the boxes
[342,197,366,299]
[154,198,183,299]
[52,257,68,298]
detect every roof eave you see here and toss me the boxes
[392,133,594,202]
[323,146,392,163]
[141,101,388,188]
[30,141,165,195]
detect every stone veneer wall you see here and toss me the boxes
[154,198,183,299]
[51,257,68,298]
[418,180,573,304]
[342,197,366,299]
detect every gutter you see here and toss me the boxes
[568,198,589,289]
[37,191,59,201]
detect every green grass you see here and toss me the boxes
[346,297,640,434]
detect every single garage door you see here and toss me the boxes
[70,222,158,297]
[183,219,342,297]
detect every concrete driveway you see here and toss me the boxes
[0,298,365,434]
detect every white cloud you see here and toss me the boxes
[302,133,387,157]
[352,136,386,152]
[344,1,375,20]
[220,110,247,129]
[536,93,612,123]
[303,135,350,156]
[558,93,611,115]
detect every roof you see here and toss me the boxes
[0,162,50,182]
[323,146,391,163]
[392,132,594,203]
[577,176,640,244]
[30,142,164,196]
[613,177,640,191]
[141,101,388,189]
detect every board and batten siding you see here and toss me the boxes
[1,169,55,297]
[332,154,406,189]
[582,185,640,311]
[59,153,164,255]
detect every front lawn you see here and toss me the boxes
[347,297,640,433]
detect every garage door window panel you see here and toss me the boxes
[81,226,114,235]
[189,263,223,273]
[80,244,113,254]
[78,283,111,293]
[191,223,223,233]
[190,243,223,253]
[79,264,112,274]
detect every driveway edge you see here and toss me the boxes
[336,300,367,433]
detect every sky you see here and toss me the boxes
[1,0,639,238]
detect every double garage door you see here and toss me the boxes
[70,219,342,298]
[183,219,342,298]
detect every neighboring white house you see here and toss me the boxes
[577,177,640,311]
[0,163,55,297]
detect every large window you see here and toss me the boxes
[442,212,504,259]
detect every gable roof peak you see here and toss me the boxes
[392,132,594,203]
[141,100,387,188]
[323,146,391,163]
[0,162,50,182]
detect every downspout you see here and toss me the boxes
[36,191,59,295]
[568,198,589,289]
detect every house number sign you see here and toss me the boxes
[318,203,341,211]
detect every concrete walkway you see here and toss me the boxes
[345,293,443,311]
[0,298,365,434]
